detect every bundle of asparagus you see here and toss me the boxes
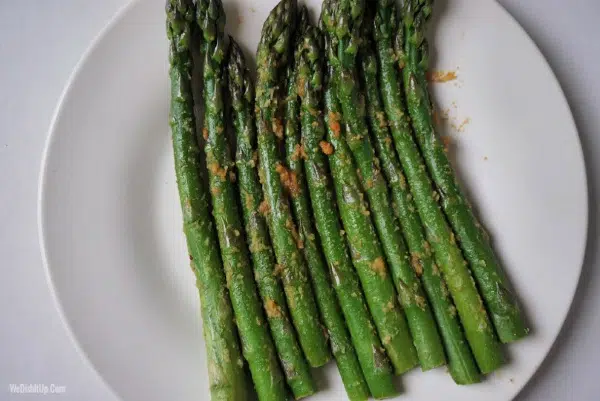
[166,0,528,399]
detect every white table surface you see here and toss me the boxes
[1,1,598,400]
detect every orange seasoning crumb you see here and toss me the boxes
[275,164,300,197]
[217,167,227,181]
[371,257,386,277]
[426,70,458,83]
[319,141,334,155]
[328,112,341,138]
[273,263,284,277]
[415,295,427,309]
[291,143,307,161]
[258,199,270,216]
[297,76,306,98]
[285,218,304,249]
[202,127,209,141]
[265,299,282,318]
[375,111,388,128]
[457,117,471,133]
[411,253,423,276]
[272,118,284,139]
[209,163,228,180]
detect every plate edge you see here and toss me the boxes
[37,2,141,401]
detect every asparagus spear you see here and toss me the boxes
[399,0,528,343]
[255,0,331,368]
[296,32,397,401]
[227,39,316,399]
[372,0,504,374]
[284,24,370,401]
[166,1,248,399]
[318,9,415,376]
[323,84,416,376]
[359,34,480,384]
[322,0,446,371]
[196,1,288,399]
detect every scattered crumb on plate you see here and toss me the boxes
[453,117,471,133]
[426,70,458,83]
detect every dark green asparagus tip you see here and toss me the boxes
[318,0,339,78]
[294,26,323,99]
[320,0,364,68]
[227,37,254,108]
[166,0,195,53]
[402,0,432,69]
[166,0,194,25]
[319,0,337,36]
[403,0,433,27]
[256,0,297,110]
[372,0,398,41]
[258,0,297,54]
[296,26,323,67]
[227,38,245,107]
[196,0,225,40]
[297,5,310,35]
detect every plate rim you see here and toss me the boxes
[37,1,140,400]
[37,0,589,400]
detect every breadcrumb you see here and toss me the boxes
[426,70,458,83]
[265,299,282,318]
[371,257,386,277]
[328,112,342,138]
[319,141,334,155]
[275,163,300,197]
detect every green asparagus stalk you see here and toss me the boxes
[372,0,504,374]
[166,1,248,399]
[227,39,316,399]
[318,11,415,375]
[322,0,446,371]
[255,0,331,368]
[359,35,480,384]
[399,0,528,343]
[196,1,288,400]
[285,24,370,401]
[297,32,397,401]
[323,84,416,376]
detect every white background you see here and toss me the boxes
[0,1,598,400]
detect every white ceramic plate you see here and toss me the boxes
[39,0,587,400]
